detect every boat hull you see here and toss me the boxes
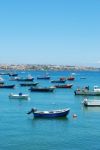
[29,87,55,92]
[17,78,34,82]
[74,91,100,96]
[37,76,50,80]
[55,84,72,88]
[0,85,15,88]
[51,80,66,83]
[84,103,100,107]
[9,95,29,99]
[33,109,70,118]
[83,99,100,107]
[20,82,38,86]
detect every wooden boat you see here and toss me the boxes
[9,93,29,99]
[67,76,75,81]
[8,73,18,76]
[16,77,34,82]
[29,86,55,92]
[51,79,66,83]
[37,76,50,80]
[0,84,15,88]
[54,84,73,88]
[20,82,39,86]
[74,86,100,96]
[27,108,70,118]
[83,99,100,107]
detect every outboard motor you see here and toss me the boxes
[27,108,37,114]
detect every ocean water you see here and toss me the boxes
[0,70,100,150]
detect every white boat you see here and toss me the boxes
[9,93,29,100]
[93,86,100,92]
[83,99,100,107]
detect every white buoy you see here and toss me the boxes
[73,114,77,118]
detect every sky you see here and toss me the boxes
[0,0,100,67]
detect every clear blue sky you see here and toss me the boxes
[0,0,100,67]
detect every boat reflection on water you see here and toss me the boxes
[31,116,69,121]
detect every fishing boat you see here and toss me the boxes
[8,73,18,76]
[37,72,50,80]
[16,74,34,82]
[16,77,34,82]
[0,84,15,88]
[20,82,39,86]
[37,76,50,80]
[54,84,73,88]
[27,108,70,118]
[83,99,100,107]
[67,76,75,81]
[51,79,66,83]
[9,93,29,100]
[74,86,100,96]
[29,86,55,92]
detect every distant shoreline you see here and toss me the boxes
[0,64,99,71]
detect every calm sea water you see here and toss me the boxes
[0,70,100,150]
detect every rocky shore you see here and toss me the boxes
[0,64,99,71]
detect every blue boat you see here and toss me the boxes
[37,76,50,80]
[0,84,15,88]
[27,108,70,118]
